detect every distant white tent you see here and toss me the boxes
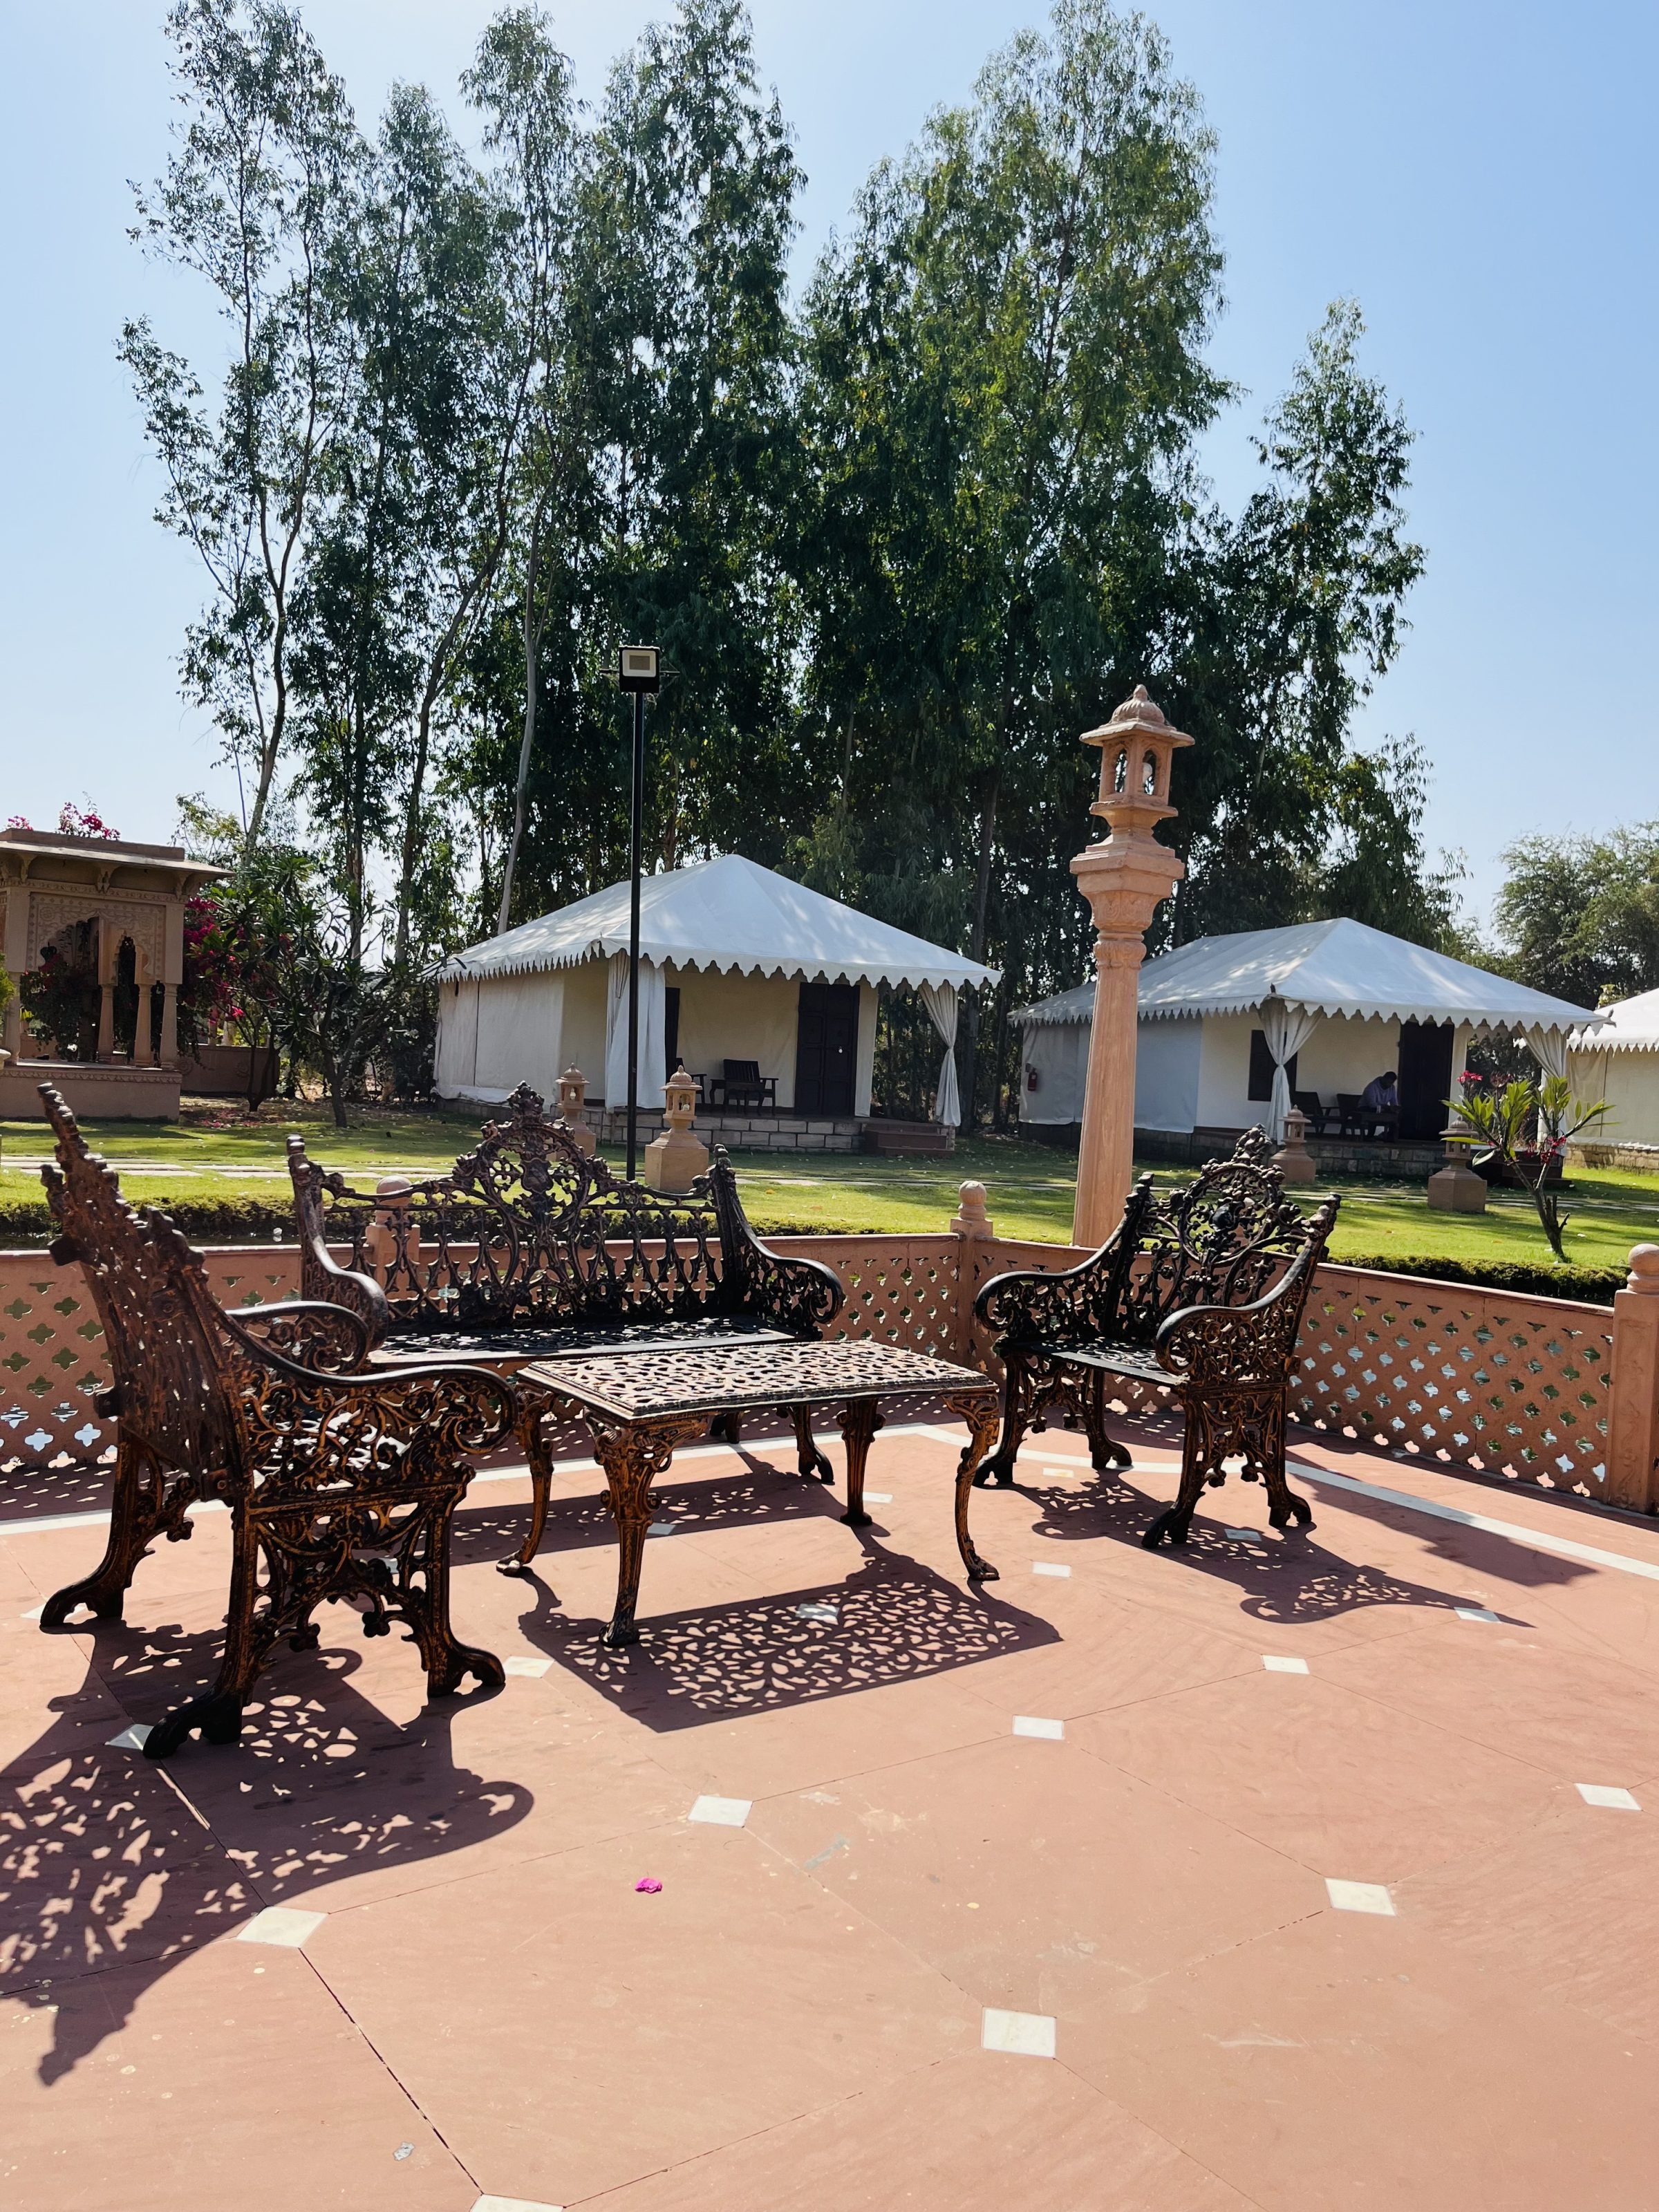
[1016,919,1600,1142]
[433,853,997,1117]
[1569,986,1659,1150]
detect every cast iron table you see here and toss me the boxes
[519,1338,1003,1646]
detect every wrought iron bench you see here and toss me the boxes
[35,1087,514,1757]
[973,1127,1340,1547]
[288,1082,844,1571]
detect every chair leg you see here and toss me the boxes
[413,1490,505,1696]
[144,1510,264,1759]
[1081,1369,1133,1472]
[42,1438,191,1627]
[977,1349,1030,1486]
[1141,1393,1220,1550]
[1252,1394,1313,1531]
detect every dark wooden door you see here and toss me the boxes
[1397,1020,1454,1140]
[794,982,858,1116]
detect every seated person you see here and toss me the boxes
[1360,1070,1398,1125]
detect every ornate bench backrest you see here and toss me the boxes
[1116,1126,1320,1346]
[39,1086,237,1476]
[290,1080,837,1339]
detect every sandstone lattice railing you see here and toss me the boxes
[3,1225,1654,1512]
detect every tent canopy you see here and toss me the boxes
[1015,919,1598,1036]
[1571,985,1659,1053]
[435,852,999,993]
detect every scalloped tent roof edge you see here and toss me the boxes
[1015,917,1599,1035]
[433,852,1000,994]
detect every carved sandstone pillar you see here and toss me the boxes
[1606,1244,1659,1512]
[1071,686,1192,1249]
[158,982,180,1069]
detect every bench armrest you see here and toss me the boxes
[288,1138,391,1344]
[737,1235,844,1334]
[230,1298,375,1373]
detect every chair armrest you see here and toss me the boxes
[973,1174,1158,1341]
[231,1298,375,1372]
[222,1312,517,1456]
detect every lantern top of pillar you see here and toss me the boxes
[1080,684,1194,832]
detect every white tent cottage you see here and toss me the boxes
[1570,987,1659,1154]
[1018,917,1599,1151]
[433,853,997,1145]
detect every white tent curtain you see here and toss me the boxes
[1261,998,1320,1142]
[604,952,667,1110]
[919,981,961,1128]
[1527,1026,1569,1082]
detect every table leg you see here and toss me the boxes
[836,1398,881,1525]
[590,1414,705,1647]
[944,1389,1001,1583]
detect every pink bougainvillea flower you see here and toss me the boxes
[634,1877,662,1894]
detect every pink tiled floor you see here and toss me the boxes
[6,1419,1659,2209]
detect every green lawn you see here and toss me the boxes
[4,1102,1658,1268]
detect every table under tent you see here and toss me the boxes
[1016,917,1599,1166]
[433,852,997,1152]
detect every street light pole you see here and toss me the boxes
[617,646,662,1181]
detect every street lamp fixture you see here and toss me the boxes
[617,646,662,1177]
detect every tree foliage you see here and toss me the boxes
[126,0,1454,1121]
[1492,825,1659,1009]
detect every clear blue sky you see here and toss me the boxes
[3,0,1655,926]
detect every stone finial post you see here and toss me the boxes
[1273,1106,1317,1185]
[951,1179,995,1360]
[1071,685,1192,1248]
[1427,1118,1486,1214]
[1606,1244,1659,1512]
[644,1062,710,1193]
[556,1061,595,1158]
[364,1176,418,1285]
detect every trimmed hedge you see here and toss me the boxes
[1331,1252,1623,1308]
[0,1193,292,1249]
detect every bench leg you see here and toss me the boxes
[42,1437,194,1628]
[836,1398,880,1525]
[792,1403,834,1481]
[592,1414,705,1648]
[977,1349,1031,1486]
[946,1389,1001,1582]
[501,1392,557,1573]
[1141,1407,1215,1550]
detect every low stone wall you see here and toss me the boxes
[592,1108,865,1153]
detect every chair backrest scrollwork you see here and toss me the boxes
[38,1085,238,1479]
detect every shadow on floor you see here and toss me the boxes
[0,1629,527,2087]
[522,1540,1057,1731]
[1006,1450,1583,1625]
